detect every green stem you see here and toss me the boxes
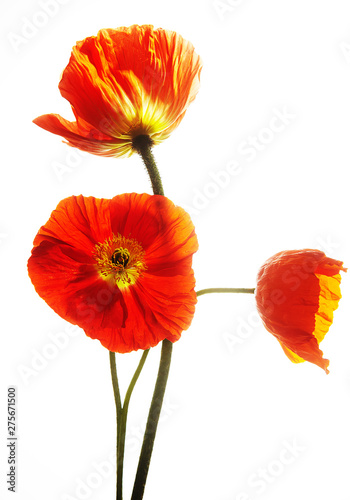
[109,351,122,414]
[117,350,150,500]
[123,350,150,414]
[196,287,255,297]
[109,352,123,500]
[132,135,164,196]
[131,339,173,500]
[110,350,150,500]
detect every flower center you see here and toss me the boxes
[93,234,146,289]
[111,248,130,267]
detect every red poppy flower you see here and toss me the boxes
[33,25,202,158]
[255,249,347,373]
[27,194,198,353]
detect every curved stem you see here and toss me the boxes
[109,352,123,500]
[196,287,255,297]
[109,351,122,414]
[123,350,150,414]
[131,340,173,500]
[132,135,164,196]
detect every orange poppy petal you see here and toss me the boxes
[278,342,305,364]
[33,114,132,157]
[313,272,342,344]
[33,195,112,251]
[273,326,330,373]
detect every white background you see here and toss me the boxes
[1,0,350,499]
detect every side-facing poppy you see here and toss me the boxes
[255,249,347,373]
[27,194,198,353]
[33,25,202,158]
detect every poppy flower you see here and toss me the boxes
[255,249,347,373]
[27,194,198,353]
[33,25,202,158]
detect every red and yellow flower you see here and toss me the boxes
[33,25,202,158]
[255,249,346,373]
[27,194,198,353]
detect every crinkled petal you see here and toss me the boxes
[33,114,133,157]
